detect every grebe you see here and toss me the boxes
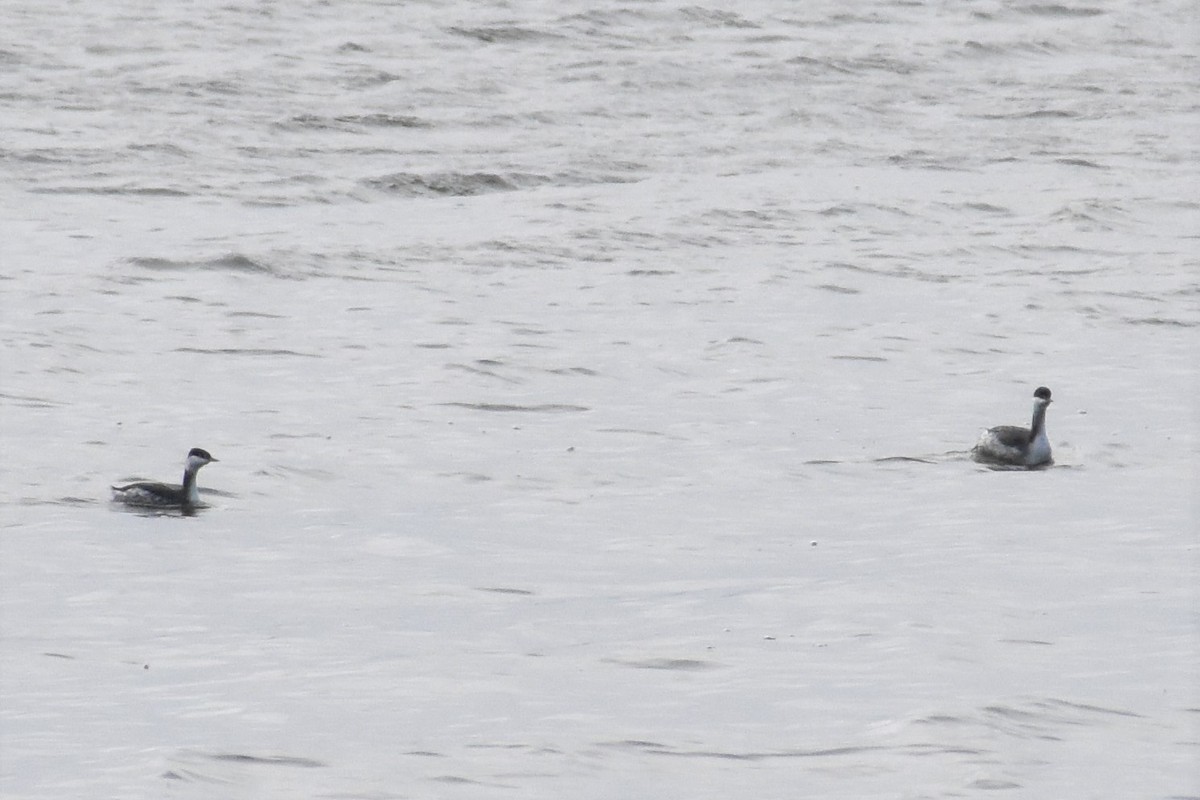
[972,387,1053,467]
[112,448,218,510]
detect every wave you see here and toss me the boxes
[362,169,639,198]
[126,254,275,274]
[441,402,590,413]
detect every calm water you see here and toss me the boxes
[2,1,1197,798]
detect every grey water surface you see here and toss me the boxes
[1,1,1197,798]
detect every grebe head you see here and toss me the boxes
[185,448,218,470]
[1033,386,1052,407]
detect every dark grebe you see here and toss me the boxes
[972,387,1053,467]
[112,448,218,510]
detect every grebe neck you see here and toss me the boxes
[181,466,201,506]
[1029,402,1048,440]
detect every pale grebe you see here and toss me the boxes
[112,448,218,510]
[972,387,1053,467]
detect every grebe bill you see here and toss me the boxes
[972,387,1053,467]
[112,448,218,508]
